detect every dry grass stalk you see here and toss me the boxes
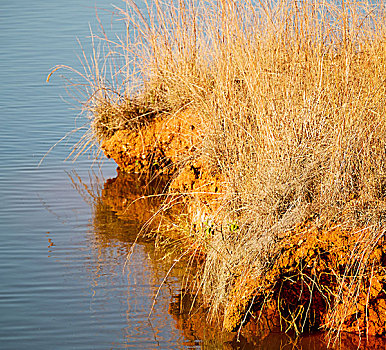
[52,0,386,341]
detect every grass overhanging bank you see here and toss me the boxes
[51,0,386,345]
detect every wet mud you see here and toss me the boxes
[96,109,386,347]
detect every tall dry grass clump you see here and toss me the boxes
[187,0,386,331]
[53,0,386,340]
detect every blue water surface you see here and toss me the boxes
[2,1,379,349]
[0,1,191,349]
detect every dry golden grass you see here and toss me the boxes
[52,0,386,342]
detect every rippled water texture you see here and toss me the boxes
[2,1,385,349]
[0,1,191,348]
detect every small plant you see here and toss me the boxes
[203,220,215,239]
[229,222,239,233]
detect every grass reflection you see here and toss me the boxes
[68,169,386,349]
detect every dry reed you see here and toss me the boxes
[52,0,386,342]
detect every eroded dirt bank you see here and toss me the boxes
[98,109,386,345]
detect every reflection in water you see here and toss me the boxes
[97,169,170,237]
[69,169,196,348]
[70,170,386,350]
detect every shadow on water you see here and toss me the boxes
[70,169,386,350]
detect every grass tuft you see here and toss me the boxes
[53,0,386,342]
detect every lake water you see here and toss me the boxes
[1,1,385,349]
[0,1,193,348]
